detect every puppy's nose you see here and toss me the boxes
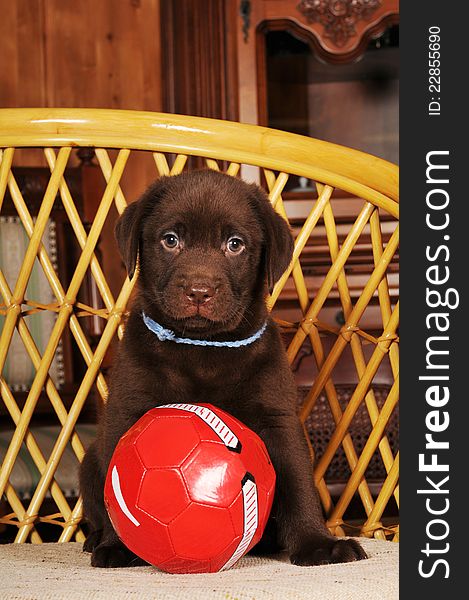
[185,283,216,305]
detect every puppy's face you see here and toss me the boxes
[116,170,293,335]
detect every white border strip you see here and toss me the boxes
[157,403,240,450]
[111,465,140,527]
[220,477,258,571]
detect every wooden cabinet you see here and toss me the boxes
[263,26,399,165]
[234,0,399,127]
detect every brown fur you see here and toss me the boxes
[79,170,366,568]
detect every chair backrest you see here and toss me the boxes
[0,108,399,544]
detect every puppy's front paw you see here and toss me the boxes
[91,541,147,568]
[291,537,367,566]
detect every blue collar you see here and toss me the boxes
[142,312,267,348]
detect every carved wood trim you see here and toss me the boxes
[297,0,382,48]
[257,0,399,64]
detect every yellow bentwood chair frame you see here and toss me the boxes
[0,108,399,544]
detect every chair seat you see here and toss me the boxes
[0,538,398,600]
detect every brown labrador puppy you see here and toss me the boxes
[80,169,366,568]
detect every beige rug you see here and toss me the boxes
[0,538,398,600]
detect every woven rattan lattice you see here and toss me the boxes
[0,109,399,544]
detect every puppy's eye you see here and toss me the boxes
[161,232,180,250]
[226,237,245,255]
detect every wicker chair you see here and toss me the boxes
[0,109,398,558]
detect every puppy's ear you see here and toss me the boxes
[250,185,294,292]
[115,177,168,279]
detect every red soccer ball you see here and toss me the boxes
[104,403,276,573]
